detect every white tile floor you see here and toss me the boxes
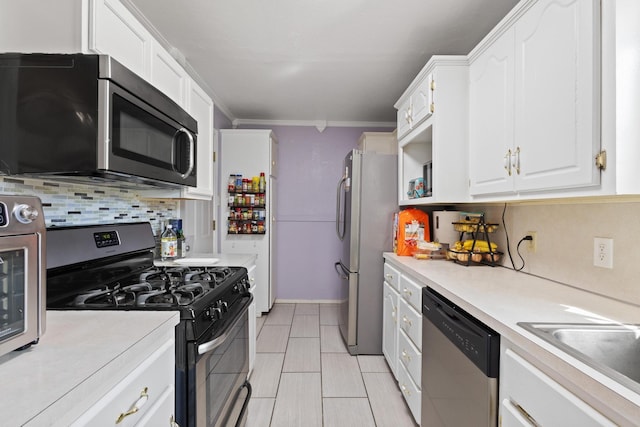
[245,303,418,427]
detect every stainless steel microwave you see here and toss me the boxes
[0,54,197,188]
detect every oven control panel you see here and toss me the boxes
[93,230,121,248]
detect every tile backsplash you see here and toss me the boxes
[0,176,178,236]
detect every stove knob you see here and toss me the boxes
[220,301,229,313]
[13,204,39,224]
[208,307,223,320]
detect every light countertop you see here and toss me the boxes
[383,253,640,425]
[154,252,257,268]
[0,310,179,426]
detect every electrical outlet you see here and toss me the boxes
[526,231,537,253]
[593,237,613,269]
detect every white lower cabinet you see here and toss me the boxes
[500,342,615,427]
[397,359,422,423]
[382,260,423,424]
[70,339,176,426]
[382,280,399,379]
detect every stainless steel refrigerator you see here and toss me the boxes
[334,149,398,355]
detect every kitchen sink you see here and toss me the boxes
[518,322,640,394]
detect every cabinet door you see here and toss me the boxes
[90,0,152,79]
[513,0,600,192]
[382,281,399,379]
[396,97,412,140]
[150,41,187,107]
[184,80,215,199]
[501,347,616,427]
[411,74,434,127]
[70,339,175,426]
[469,28,516,196]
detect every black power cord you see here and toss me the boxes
[501,203,534,272]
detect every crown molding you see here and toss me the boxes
[231,118,396,132]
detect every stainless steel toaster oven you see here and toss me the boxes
[0,195,46,359]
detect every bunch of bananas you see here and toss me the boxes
[452,240,498,253]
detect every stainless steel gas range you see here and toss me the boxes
[46,222,252,427]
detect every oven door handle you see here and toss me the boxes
[197,294,252,355]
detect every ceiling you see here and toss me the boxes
[126,0,519,125]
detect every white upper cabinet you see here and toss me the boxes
[513,0,600,193]
[90,0,153,79]
[396,73,434,141]
[184,80,215,199]
[469,28,515,195]
[469,0,601,197]
[150,40,188,107]
[396,57,469,205]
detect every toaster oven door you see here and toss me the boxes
[0,234,41,357]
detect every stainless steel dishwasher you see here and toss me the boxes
[421,287,500,427]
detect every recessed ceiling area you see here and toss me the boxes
[125,0,519,124]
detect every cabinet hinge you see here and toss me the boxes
[595,150,607,171]
[213,151,217,162]
[212,220,216,231]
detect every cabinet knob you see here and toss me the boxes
[402,316,412,327]
[401,383,411,396]
[401,349,411,362]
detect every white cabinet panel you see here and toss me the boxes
[398,297,421,351]
[500,346,615,427]
[220,130,277,315]
[396,57,469,204]
[469,0,601,198]
[513,0,600,193]
[70,339,175,427]
[400,273,422,312]
[150,41,187,107]
[469,27,515,195]
[383,263,400,291]
[398,329,421,388]
[382,281,399,379]
[90,0,152,78]
[397,361,421,424]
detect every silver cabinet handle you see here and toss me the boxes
[401,349,411,362]
[402,316,412,327]
[403,287,412,297]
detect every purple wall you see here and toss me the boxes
[238,125,394,301]
[214,105,233,130]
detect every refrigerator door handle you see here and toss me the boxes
[334,261,349,280]
[335,175,347,240]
